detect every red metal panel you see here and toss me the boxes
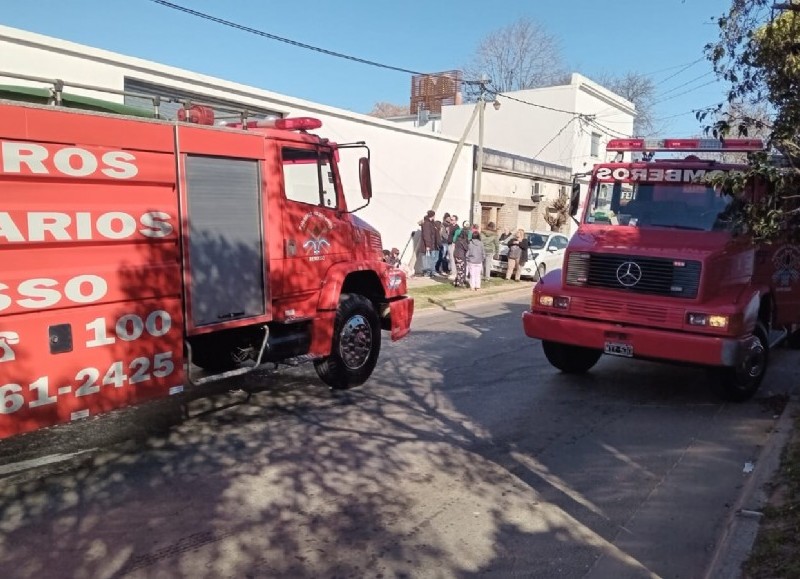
[0,104,175,152]
[0,102,184,438]
[177,125,266,157]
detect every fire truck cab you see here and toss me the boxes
[0,85,413,439]
[523,137,800,401]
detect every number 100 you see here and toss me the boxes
[86,310,172,348]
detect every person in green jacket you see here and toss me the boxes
[480,222,500,280]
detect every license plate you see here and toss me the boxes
[604,341,633,357]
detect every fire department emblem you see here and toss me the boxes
[773,245,800,287]
[299,211,333,256]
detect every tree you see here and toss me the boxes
[367,102,409,118]
[463,17,567,95]
[594,72,658,137]
[703,0,800,241]
[543,189,569,232]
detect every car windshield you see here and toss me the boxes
[584,179,733,232]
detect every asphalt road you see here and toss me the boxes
[0,295,798,579]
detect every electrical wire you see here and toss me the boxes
[150,0,634,158]
[655,72,715,100]
[489,88,582,116]
[654,80,719,105]
[653,57,705,87]
[534,117,577,158]
[148,0,428,76]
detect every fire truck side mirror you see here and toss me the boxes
[359,157,373,200]
[569,182,581,216]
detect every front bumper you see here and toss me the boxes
[522,310,754,367]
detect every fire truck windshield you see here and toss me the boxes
[585,180,732,231]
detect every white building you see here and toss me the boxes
[0,25,633,256]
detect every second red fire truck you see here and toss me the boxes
[524,138,800,401]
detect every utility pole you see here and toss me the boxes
[463,76,491,226]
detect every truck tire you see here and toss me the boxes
[542,340,602,374]
[536,263,546,281]
[315,294,381,390]
[714,322,769,402]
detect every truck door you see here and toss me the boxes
[278,145,350,300]
[177,126,271,333]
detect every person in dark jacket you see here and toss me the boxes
[436,213,452,275]
[420,209,437,277]
[452,228,470,288]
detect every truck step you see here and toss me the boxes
[768,329,788,349]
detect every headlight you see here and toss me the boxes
[687,313,729,329]
[538,295,570,309]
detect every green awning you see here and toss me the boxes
[0,85,156,118]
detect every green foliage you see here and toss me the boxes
[703,1,800,242]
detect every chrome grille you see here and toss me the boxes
[567,253,701,299]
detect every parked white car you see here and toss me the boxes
[490,230,570,280]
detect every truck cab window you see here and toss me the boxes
[282,148,338,209]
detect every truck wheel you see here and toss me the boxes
[536,263,547,281]
[315,294,381,390]
[542,340,602,374]
[714,322,769,402]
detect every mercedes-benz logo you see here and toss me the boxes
[616,261,643,287]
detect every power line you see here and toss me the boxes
[656,71,715,100]
[584,116,629,138]
[646,58,706,78]
[534,117,577,158]
[653,57,705,87]
[654,80,719,105]
[148,0,428,76]
[489,88,582,116]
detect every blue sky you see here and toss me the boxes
[2,0,732,136]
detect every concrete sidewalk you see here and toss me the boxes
[406,272,534,312]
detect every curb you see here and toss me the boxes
[412,285,533,317]
[703,395,799,579]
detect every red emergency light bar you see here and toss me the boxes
[222,117,323,131]
[606,137,764,153]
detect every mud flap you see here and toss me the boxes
[387,297,414,341]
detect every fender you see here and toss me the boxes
[316,260,405,311]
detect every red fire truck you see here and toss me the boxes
[0,88,413,439]
[523,138,800,401]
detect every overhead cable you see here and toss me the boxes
[149,0,428,75]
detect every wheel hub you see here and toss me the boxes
[740,341,765,379]
[338,314,372,370]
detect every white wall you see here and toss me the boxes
[0,25,473,262]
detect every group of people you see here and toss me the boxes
[382,211,533,287]
[418,210,502,291]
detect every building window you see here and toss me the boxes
[123,78,282,122]
[590,133,601,158]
